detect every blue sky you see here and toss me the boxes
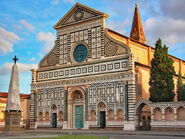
[0,0,185,94]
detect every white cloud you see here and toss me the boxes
[37,32,55,56]
[27,51,31,55]
[29,57,36,62]
[0,62,38,75]
[143,17,185,47]
[0,27,21,55]
[51,0,60,5]
[0,38,13,54]
[63,0,76,4]
[0,27,20,42]
[159,0,185,20]
[13,25,22,31]
[107,18,131,35]
[51,0,76,5]
[19,20,35,32]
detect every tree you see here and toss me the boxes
[177,72,185,101]
[149,38,175,102]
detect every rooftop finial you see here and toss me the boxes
[13,55,18,64]
[136,3,138,8]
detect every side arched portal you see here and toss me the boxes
[136,100,151,130]
[51,104,57,128]
[98,102,106,128]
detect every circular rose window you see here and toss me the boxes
[73,44,87,62]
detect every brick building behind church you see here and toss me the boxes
[0,92,31,129]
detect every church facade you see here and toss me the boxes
[30,3,185,130]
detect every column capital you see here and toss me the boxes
[31,89,38,93]
[85,84,88,88]
[64,85,68,90]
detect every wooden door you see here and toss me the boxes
[100,111,106,128]
[75,105,83,128]
[52,113,57,128]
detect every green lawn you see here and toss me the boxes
[24,135,109,139]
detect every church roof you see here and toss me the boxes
[107,28,185,69]
[53,2,109,29]
[0,92,30,99]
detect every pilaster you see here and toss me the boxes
[56,39,60,64]
[123,53,136,131]
[84,85,89,129]
[88,28,92,59]
[31,69,37,84]
[151,108,154,122]
[101,27,104,57]
[64,86,68,121]
[127,54,136,121]
[162,108,165,121]
[85,85,88,121]
[63,86,68,129]
[30,89,38,129]
[174,108,177,121]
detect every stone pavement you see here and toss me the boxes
[26,129,185,137]
[0,129,185,138]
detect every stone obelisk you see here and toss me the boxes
[4,56,22,131]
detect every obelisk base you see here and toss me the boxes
[4,111,21,131]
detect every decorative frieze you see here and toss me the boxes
[37,59,129,81]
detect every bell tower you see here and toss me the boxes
[130,4,146,43]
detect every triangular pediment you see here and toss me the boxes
[53,3,109,29]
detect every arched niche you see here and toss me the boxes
[177,107,185,120]
[116,109,124,121]
[90,110,96,121]
[45,111,49,121]
[38,112,43,121]
[58,111,64,121]
[107,109,114,121]
[165,107,174,121]
[153,107,162,121]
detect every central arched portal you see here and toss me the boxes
[68,87,85,129]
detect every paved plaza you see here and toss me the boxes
[0,129,185,139]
